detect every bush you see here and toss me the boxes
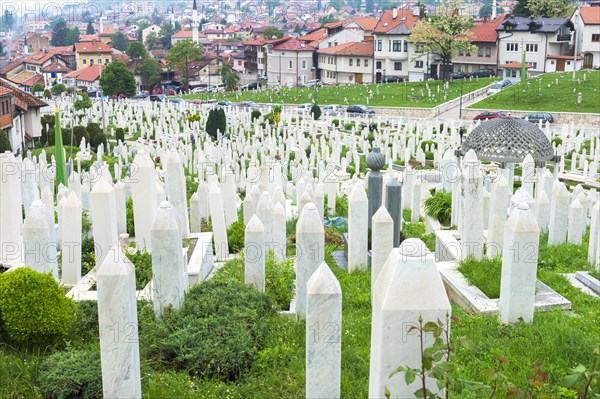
[332,119,340,127]
[205,108,227,139]
[310,104,321,120]
[91,133,107,150]
[344,122,355,130]
[128,251,153,290]
[43,89,52,99]
[51,83,66,95]
[126,197,135,237]
[68,300,99,344]
[226,220,245,254]
[71,126,89,146]
[38,346,102,399]
[86,122,102,144]
[425,151,434,160]
[424,190,452,226]
[551,137,563,147]
[32,83,45,94]
[0,129,11,153]
[115,127,125,142]
[0,268,76,345]
[420,140,438,151]
[250,109,261,121]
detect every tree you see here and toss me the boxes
[32,83,45,94]
[74,92,92,111]
[159,23,176,48]
[310,104,321,120]
[110,32,130,51]
[99,61,136,97]
[135,58,162,89]
[0,130,11,153]
[2,10,14,32]
[0,42,4,56]
[365,0,375,13]
[127,41,148,59]
[52,83,66,95]
[50,18,68,46]
[262,27,284,39]
[205,108,227,139]
[65,27,80,46]
[137,21,150,41]
[86,21,95,35]
[219,62,240,90]
[479,4,504,17]
[165,39,202,90]
[408,0,477,80]
[145,32,158,50]
[526,0,575,18]
[512,0,529,16]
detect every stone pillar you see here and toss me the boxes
[324,170,338,214]
[296,203,324,318]
[385,178,402,247]
[114,181,127,235]
[61,192,82,285]
[197,180,210,221]
[314,183,325,222]
[369,239,451,398]
[163,151,190,238]
[567,198,584,244]
[189,193,201,233]
[0,152,23,264]
[499,203,540,325]
[91,179,118,266]
[487,175,509,258]
[548,182,570,245]
[222,168,238,228]
[130,151,157,251]
[521,153,536,197]
[243,191,254,225]
[348,183,368,272]
[97,244,142,399]
[535,190,551,233]
[460,150,484,260]
[589,201,599,268]
[402,166,414,210]
[273,201,287,262]
[245,214,265,291]
[306,262,342,399]
[208,183,229,259]
[371,206,393,292]
[23,201,57,279]
[151,201,186,318]
[256,191,274,254]
[411,176,422,222]
[366,147,385,228]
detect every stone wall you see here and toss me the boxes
[462,108,600,125]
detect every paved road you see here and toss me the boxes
[435,91,489,120]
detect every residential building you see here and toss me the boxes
[572,6,600,69]
[317,41,374,84]
[496,17,576,75]
[20,33,49,53]
[453,16,505,74]
[142,25,161,43]
[266,38,315,87]
[74,41,113,69]
[499,61,532,82]
[0,87,13,132]
[41,62,72,87]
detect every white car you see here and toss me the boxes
[304,79,321,87]
[322,104,345,115]
[297,103,314,111]
[487,79,512,95]
[190,87,207,94]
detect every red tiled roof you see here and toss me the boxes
[172,30,194,38]
[0,86,12,96]
[24,51,54,65]
[244,37,267,46]
[0,78,47,109]
[64,64,104,82]
[351,17,379,31]
[41,62,72,73]
[20,73,44,87]
[0,58,24,74]
[580,6,600,24]
[272,38,315,51]
[99,30,116,36]
[74,42,112,54]
[470,15,505,42]
[298,28,327,42]
[547,54,583,60]
[500,62,533,69]
[373,10,418,34]
[317,41,373,56]
[79,35,101,42]
[49,46,76,55]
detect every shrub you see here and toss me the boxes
[0,129,12,153]
[551,137,563,147]
[43,89,51,99]
[51,83,66,95]
[425,151,434,160]
[332,119,340,127]
[344,122,355,130]
[226,220,245,254]
[68,300,99,344]
[420,140,438,152]
[310,104,321,120]
[72,125,89,146]
[205,108,227,139]
[251,109,261,121]
[0,268,76,345]
[424,190,452,226]
[86,122,102,144]
[91,133,107,150]
[38,346,102,399]
[126,197,135,237]
[115,127,125,142]
[32,83,45,94]
[127,251,153,290]
[265,255,295,310]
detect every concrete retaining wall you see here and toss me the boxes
[462,108,600,125]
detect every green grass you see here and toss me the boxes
[178,78,496,108]
[469,71,600,113]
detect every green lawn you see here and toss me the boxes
[469,70,600,113]
[178,78,496,108]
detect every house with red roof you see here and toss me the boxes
[73,41,113,69]
[317,41,374,84]
[572,6,600,69]
[266,37,316,87]
[452,15,506,75]
[63,64,105,90]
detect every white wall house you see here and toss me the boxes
[266,38,315,87]
[572,6,600,69]
[317,42,374,84]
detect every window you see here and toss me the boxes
[478,47,483,57]
[592,34,600,42]
[301,60,307,69]
[415,60,423,68]
[349,58,353,66]
[403,41,408,52]
[506,43,518,52]
[364,59,369,67]
[392,40,402,52]
[90,59,94,65]
[82,59,87,64]
[530,62,537,69]
[105,58,110,63]
[486,47,492,57]
[288,60,293,69]
[377,40,382,51]
[394,61,402,70]
[526,43,538,52]
[357,59,361,66]
[98,58,102,64]
[376,61,382,69]
[238,61,241,65]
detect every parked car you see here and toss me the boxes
[190,87,207,93]
[207,84,225,93]
[322,104,345,115]
[304,79,321,87]
[237,101,260,109]
[523,112,554,123]
[466,69,496,78]
[169,98,185,104]
[218,100,235,107]
[449,71,467,80]
[240,82,261,91]
[297,103,314,111]
[347,104,375,115]
[149,94,168,102]
[473,111,506,121]
[486,79,512,95]
[382,75,403,83]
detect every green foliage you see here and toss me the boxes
[86,21,95,34]
[52,83,66,95]
[68,300,99,344]
[115,127,125,142]
[332,119,340,127]
[0,130,11,153]
[423,190,452,226]
[310,103,321,120]
[127,251,153,290]
[344,122,355,130]
[86,122,102,144]
[43,89,52,99]
[205,108,227,139]
[251,109,262,121]
[110,31,130,51]
[126,197,135,237]
[262,27,284,39]
[219,62,240,90]
[0,268,76,346]
[32,83,45,93]
[38,346,102,399]
[187,113,201,123]
[99,61,136,97]
[420,140,438,151]
[74,92,92,111]
[551,137,563,147]
[91,133,107,150]
[458,256,503,298]
[226,220,245,254]
[538,233,592,273]
[135,58,162,89]
[560,347,600,398]
[71,125,89,146]
[166,39,202,90]
[50,18,68,46]
[126,41,148,59]
[65,27,80,46]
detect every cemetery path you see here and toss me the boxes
[435,90,488,120]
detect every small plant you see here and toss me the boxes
[126,197,135,237]
[424,190,452,226]
[226,220,245,254]
[205,108,227,139]
[332,119,340,127]
[251,109,262,121]
[115,127,125,142]
[310,104,321,120]
[420,140,438,152]
[560,347,599,399]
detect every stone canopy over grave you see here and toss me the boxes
[460,118,554,164]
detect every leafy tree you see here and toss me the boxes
[205,108,227,139]
[512,0,529,16]
[135,58,162,89]
[43,89,51,99]
[310,104,321,120]
[365,0,374,13]
[71,126,89,145]
[408,0,477,80]
[99,61,136,97]
[65,27,80,46]
[165,39,202,90]
[219,62,240,90]
[479,4,504,17]
[86,21,95,35]
[50,18,68,46]
[0,42,4,56]
[52,83,66,95]
[526,0,575,18]
[74,92,92,111]
[137,21,150,41]
[110,31,130,51]
[0,129,11,153]
[145,32,158,50]
[126,41,148,59]
[159,23,176,48]
[262,27,284,39]
[32,83,45,93]
[2,10,14,32]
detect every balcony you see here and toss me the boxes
[554,34,572,42]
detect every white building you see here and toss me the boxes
[142,25,161,44]
[572,6,600,69]
[266,38,315,87]
[317,42,374,84]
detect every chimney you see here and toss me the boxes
[492,0,497,19]
[392,7,398,19]
[413,5,420,16]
